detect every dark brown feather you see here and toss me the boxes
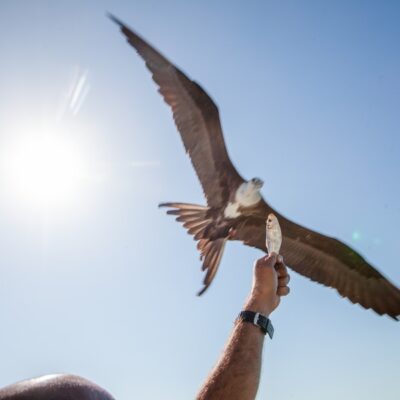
[198,238,227,295]
[110,15,243,208]
[234,208,400,320]
[160,203,227,294]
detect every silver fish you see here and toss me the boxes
[266,213,282,254]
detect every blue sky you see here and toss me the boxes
[0,1,399,399]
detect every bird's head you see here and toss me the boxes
[250,177,264,190]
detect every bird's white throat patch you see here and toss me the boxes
[224,181,262,218]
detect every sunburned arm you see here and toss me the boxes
[196,312,265,400]
[196,254,290,400]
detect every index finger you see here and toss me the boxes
[275,257,289,278]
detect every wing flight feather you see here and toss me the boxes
[234,208,400,320]
[110,15,243,207]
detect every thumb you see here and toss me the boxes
[256,253,278,269]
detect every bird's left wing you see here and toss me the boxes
[110,15,244,208]
[234,209,400,320]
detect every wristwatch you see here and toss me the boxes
[237,310,274,339]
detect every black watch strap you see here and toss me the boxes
[238,311,274,339]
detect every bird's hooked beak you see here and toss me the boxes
[251,178,264,189]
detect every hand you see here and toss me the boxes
[244,253,290,316]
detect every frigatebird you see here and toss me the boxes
[110,15,400,320]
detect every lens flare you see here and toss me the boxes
[352,230,361,241]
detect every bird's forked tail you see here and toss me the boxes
[159,202,227,295]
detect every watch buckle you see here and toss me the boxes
[253,312,260,325]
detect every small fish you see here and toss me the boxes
[266,213,282,254]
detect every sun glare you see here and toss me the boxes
[3,133,86,211]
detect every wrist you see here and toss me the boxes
[237,310,275,339]
[244,293,274,317]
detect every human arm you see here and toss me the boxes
[196,253,290,400]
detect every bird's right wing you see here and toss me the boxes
[234,211,400,320]
[110,15,244,208]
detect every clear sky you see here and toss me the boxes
[0,1,399,399]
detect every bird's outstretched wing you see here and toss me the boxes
[234,207,400,320]
[110,15,244,208]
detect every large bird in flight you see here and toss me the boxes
[110,15,400,320]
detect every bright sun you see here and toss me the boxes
[3,133,86,210]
